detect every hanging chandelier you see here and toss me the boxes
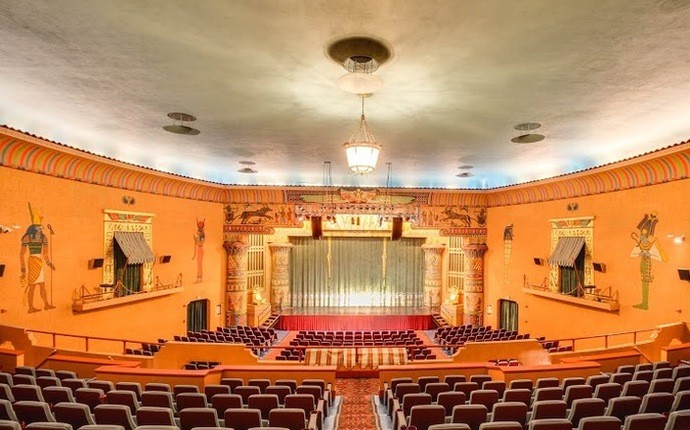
[343,96,382,175]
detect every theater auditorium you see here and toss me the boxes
[1,2,690,430]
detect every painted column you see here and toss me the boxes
[422,244,445,309]
[462,243,489,326]
[223,239,249,326]
[269,242,293,312]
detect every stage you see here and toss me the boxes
[276,307,434,331]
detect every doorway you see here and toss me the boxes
[499,299,518,332]
[186,299,208,332]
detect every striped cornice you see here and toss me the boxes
[2,127,689,207]
[485,141,690,207]
[0,127,229,202]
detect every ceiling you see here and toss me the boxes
[1,0,689,189]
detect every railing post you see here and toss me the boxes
[52,333,56,348]
[633,332,637,345]
[85,337,89,352]
[604,335,608,349]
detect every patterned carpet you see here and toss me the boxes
[336,378,380,430]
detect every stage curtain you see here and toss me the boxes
[289,236,424,308]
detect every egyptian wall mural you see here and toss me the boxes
[20,203,56,313]
[193,219,205,282]
[224,189,488,234]
[630,212,667,310]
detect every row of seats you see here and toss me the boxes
[401,410,690,430]
[1,399,317,430]
[384,364,690,430]
[182,361,220,371]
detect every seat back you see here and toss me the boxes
[530,400,567,420]
[401,393,433,417]
[477,422,522,429]
[453,382,479,398]
[390,377,414,395]
[0,399,18,421]
[12,375,37,386]
[247,394,279,420]
[671,389,690,412]
[43,387,75,404]
[135,406,176,426]
[0,374,13,387]
[87,381,114,395]
[437,392,466,417]
[114,383,142,401]
[234,386,261,405]
[172,385,199,396]
[567,398,606,428]
[527,418,572,430]
[418,376,441,392]
[75,388,105,412]
[648,378,674,394]
[25,423,73,430]
[204,384,231,401]
[36,377,61,389]
[265,385,291,405]
[0,385,14,403]
[502,389,531,406]
[207,392,240,416]
[296,384,322,401]
[220,378,245,393]
[13,384,45,402]
[639,392,674,415]
[175,392,208,411]
[105,391,139,413]
[444,375,466,388]
[564,385,593,407]
[535,378,559,389]
[141,391,175,410]
[578,416,622,430]
[451,404,487,430]
[666,409,690,430]
[144,383,171,393]
[93,404,137,430]
[178,407,219,430]
[409,404,446,430]
[247,379,271,394]
[469,390,499,410]
[490,402,527,427]
[621,380,649,397]
[224,408,262,430]
[13,400,56,424]
[622,412,665,430]
[268,407,306,430]
[605,396,642,422]
[53,402,96,428]
[533,387,563,403]
[593,383,621,404]
[425,383,451,402]
[61,379,87,393]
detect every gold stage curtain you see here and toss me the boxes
[289,237,424,308]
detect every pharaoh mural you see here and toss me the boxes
[630,212,667,310]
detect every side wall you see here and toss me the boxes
[485,178,690,340]
[0,167,226,342]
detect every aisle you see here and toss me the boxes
[336,378,380,430]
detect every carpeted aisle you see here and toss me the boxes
[336,378,380,430]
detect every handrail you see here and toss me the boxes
[25,328,161,355]
[544,326,658,352]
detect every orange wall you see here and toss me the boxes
[0,167,226,342]
[484,178,690,340]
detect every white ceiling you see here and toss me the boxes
[1,0,689,189]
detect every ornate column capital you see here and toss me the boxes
[462,243,488,257]
[268,242,294,251]
[223,240,249,254]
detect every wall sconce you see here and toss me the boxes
[669,234,686,245]
[159,255,172,264]
[593,262,606,273]
[566,202,579,211]
[215,304,222,315]
[88,258,104,269]
[486,304,493,315]
[533,258,544,266]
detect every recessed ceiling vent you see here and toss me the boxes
[163,112,200,135]
[512,122,544,144]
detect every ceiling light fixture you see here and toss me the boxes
[512,122,544,144]
[163,112,200,135]
[328,36,391,95]
[343,95,382,175]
